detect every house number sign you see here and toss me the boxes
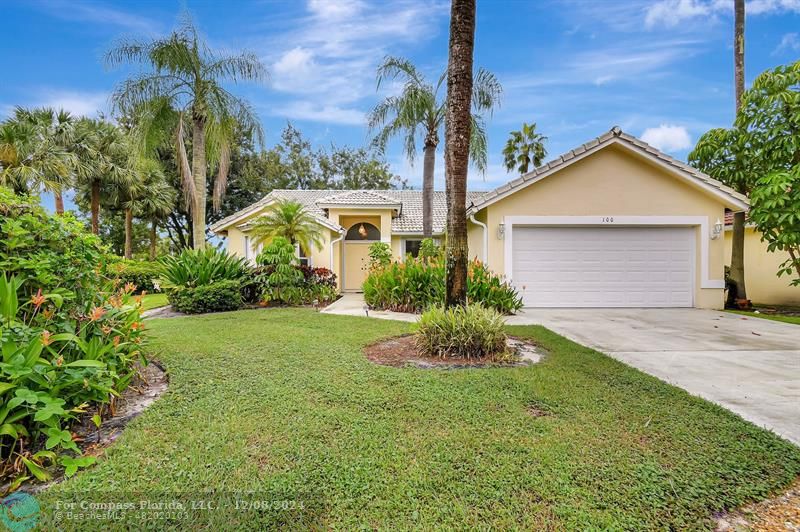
[601,217,615,223]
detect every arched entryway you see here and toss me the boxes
[343,221,380,291]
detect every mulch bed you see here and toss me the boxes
[364,334,540,369]
[715,477,800,531]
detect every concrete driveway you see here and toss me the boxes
[507,308,800,445]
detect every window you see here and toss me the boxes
[345,222,380,241]
[404,239,422,259]
[244,236,251,261]
[296,243,311,267]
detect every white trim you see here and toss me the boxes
[502,215,725,290]
[469,137,749,215]
[317,203,401,211]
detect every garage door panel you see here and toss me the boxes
[512,226,694,308]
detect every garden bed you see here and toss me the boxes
[364,334,543,368]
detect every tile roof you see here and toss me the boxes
[467,126,749,213]
[209,189,487,235]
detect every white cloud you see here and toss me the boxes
[37,0,160,34]
[273,101,365,126]
[307,0,365,19]
[641,124,692,152]
[773,32,800,54]
[645,0,800,28]
[36,90,108,118]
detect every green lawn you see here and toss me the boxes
[38,309,800,529]
[727,309,800,325]
[139,292,169,311]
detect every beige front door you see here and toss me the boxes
[343,242,372,291]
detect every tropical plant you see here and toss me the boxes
[362,257,522,314]
[106,17,267,249]
[749,167,800,285]
[249,198,324,254]
[159,247,250,289]
[107,259,162,293]
[169,279,242,314]
[0,107,77,213]
[416,304,509,360]
[367,242,392,269]
[418,237,442,262]
[444,0,477,308]
[502,122,547,174]
[72,118,140,235]
[368,56,501,238]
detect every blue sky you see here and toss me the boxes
[2,0,800,210]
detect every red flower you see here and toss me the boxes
[89,307,107,322]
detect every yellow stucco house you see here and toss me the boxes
[211,127,795,309]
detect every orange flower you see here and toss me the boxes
[133,336,142,344]
[101,325,113,335]
[123,282,136,294]
[112,335,121,347]
[41,330,53,346]
[55,355,64,367]
[31,289,46,307]
[108,295,122,309]
[89,307,107,322]
[42,308,55,320]
[131,321,145,331]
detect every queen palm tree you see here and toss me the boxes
[105,17,266,249]
[502,122,547,175]
[250,198,324,256]
[73,118,139,234]
[0,107,77,213]
[368,56,501,238]
[445,0,477,308]
[729,0,748,302]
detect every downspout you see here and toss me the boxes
[468,214,488,264]
[330,229,345,289]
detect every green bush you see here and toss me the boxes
[368,242,392,269]
[253,237,339,306]
[0,189,147,484]
[363,257,522,314]
[107,259,162,293]
[168,279,243,314]
[160,247,250,289]
[416,305,509,360]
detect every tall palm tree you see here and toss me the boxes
[502,122,547,175]
[730,0,748,302]
[105,17,266,249]
[0,107,77,213]
[73,118,139,234]
[368,56,501,238]
[444,0,476,308]
[250,198,324,256]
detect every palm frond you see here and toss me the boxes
[175,114,196,211]
[472,68,503,114]
[468,114,487,174]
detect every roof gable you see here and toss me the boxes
[468,127,749,214]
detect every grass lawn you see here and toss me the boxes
[38,309,800,529]
[139,292,169,311]
[727,309,800,325]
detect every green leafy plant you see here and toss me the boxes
[368,242,392,269]
[169,279,243,314]
[160,247,250,289]
[107,259,162,293]
[418,238,442,261]
[363,257,522,314]
[416,304,509,360]
[253,238,338,306]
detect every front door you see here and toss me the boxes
[344,242,372,292]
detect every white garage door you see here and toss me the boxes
[511,226,695,308]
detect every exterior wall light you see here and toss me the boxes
[497,223,505,239]
[711,218,723,240]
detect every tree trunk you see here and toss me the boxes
[124,208,133,259]
[54,191,65,215]
[422,142,436,238]
[90,180,101,235]
[731,0,747,301]
[191,115,207,249]
[150,220,158,260]
[444,0,475,309]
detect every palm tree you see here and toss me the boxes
[105,17,266,249]
[250,199,324,257]
[444,0,476,308]
[73,119,139,234]
[730,0,748,302]
[0,107,77,213]
[129,162,176,260]
[368,56,501,238]
[502,122,547,175]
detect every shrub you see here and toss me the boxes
[160,247,250,289]
[107,259,162,293]
[419,238,442,261]
[168,279,243,314]
[368,242,392,269]
[0,189,147,484]
[252,237,338,306]
[416,305,509,360]
[363,258,522,314]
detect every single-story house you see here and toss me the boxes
[212,127,795,308]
